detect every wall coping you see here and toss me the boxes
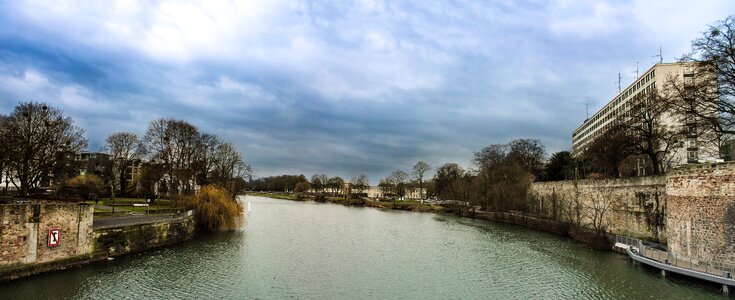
[0,200,91,206]
[534,175,666,186]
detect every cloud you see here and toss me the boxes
[1,0,734,182]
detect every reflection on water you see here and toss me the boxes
[0,196,722,299]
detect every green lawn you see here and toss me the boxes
[88,197,185,210]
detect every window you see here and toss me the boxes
[687,151,698,160]
[684,66,693,75]
[686,138,697,148]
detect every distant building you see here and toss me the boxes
[571,62,720,168]
[365,186,426,200]
[1,151,114,195]
[47,151,113,188]
[309,181,427,199]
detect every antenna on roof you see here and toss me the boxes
[652,46,663,64]
[584,96,590,120]
[616,72,622,93]
[632,61,639,79]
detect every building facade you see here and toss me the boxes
[571,62,719,168]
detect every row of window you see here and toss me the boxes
[573,70,657,141]
[573,81,656,144]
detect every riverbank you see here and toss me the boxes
[246,192,448,213]
[249,192,612,249]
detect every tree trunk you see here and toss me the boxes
[20,153,29,197]
[119,164,127,195]
[649,152,661,175]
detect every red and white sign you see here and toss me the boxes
[48,228,60,247]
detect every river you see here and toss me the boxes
[0,196,723,299]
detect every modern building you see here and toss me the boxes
[571,62,719,168]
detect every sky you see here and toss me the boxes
[0,0,734,183]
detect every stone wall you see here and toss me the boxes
[531,176,667,242]
[666,163,735,266]
[94,214,196,257]
[0,202,94,268]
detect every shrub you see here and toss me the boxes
[293,181,312,193]
[187,185,244,231]
[314,193,326,202]
[61,175,105,200]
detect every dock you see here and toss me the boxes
[619,236,735,294]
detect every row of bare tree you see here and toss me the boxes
[375,161,431,199]
[0,101,250,199]
[139,118,250,198]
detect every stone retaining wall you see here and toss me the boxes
[93,214,196,257]
[531,176,666,242]
[0,202,197,281]
[0,202,93,268]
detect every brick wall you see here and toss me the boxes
[667,163,735,266]
[0,202,94,268]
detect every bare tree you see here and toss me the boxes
[0,114,8,195]
[2,102,87,196]
[144,118,203,196]
[327,176,345,195]
[680,16,735,136]
[433,163,467,200]
[351,174,369,194]
[311,174,328,193]
[508,139,546,179]
[584,188,615,234]
[619,91,682,174]
[412,161,431,199]
[198,133,222,184]
[562,182,583,226]
[583,122,635,178]
[474,140,537,211]
[664,73,722,160]
[106,132,145,195]
[210,142,250,198]
[388,169,409,199]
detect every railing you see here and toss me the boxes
[433,200,470,206]
[616,236,735,279]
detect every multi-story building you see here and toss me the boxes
[571,62,719,167]
[48,151,113,188]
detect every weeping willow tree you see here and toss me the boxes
[187,185,244,231]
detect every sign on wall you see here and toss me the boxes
[48,228,60,247]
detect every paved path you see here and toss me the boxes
[94,204,136,213]
[93,214,181,229]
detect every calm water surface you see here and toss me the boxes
[0,196,724,299]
